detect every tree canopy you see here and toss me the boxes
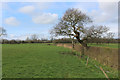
[51,8,110,48]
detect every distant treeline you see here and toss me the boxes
[53,38,119,44]
[1,39,52,44]
[1,38,119,44]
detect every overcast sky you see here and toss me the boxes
[1,0,118,40]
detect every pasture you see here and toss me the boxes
[2,44,118,78]
[88,43,118,49]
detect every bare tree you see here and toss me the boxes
[85,25,109,44]
[26,37,30,41]
[51,8,109,56]
[106,32,115,39]
[30,34,39,41]
[26,37,31,43]
[106,32,115,44]
[51,8,92,47]
[0,27,6,37]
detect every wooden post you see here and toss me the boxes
[99,66,110,80]
[86,57,89,66]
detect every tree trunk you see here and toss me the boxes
[76,39,86,57]
[75,32,88,57]
[81,42,88,57]
[72,37,75,48]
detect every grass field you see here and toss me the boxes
[88,43,119,49]
[2,44,118,78]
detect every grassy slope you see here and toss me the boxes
[88,43,118,49]
[2,44,118,78]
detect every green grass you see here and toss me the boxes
[88,43,119,49]
[2,44,118,78]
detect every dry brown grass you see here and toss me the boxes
[56,43,118,69]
